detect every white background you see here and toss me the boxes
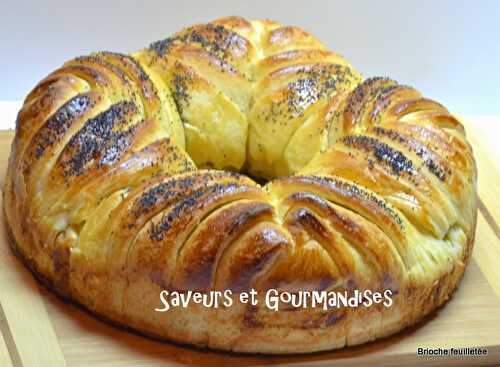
[1,0,499,129]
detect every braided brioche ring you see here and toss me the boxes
[3,16,477,353]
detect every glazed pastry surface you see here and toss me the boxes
[3,16,477,353]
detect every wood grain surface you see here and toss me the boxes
[0,116,499,367]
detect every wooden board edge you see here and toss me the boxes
[0,306,15,367]
[0,195,67,367]
[473,212,500,300]
[458,116,500,228]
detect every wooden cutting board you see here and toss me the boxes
[0,116,499,367]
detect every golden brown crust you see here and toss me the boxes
[3,16,477,353]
